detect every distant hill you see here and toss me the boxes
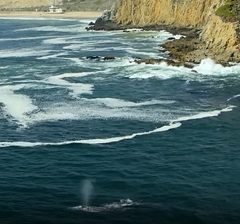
[0,0,116,11]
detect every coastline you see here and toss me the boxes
[0,11,102,20]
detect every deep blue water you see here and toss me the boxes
[0,17,240,224]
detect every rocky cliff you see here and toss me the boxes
[114,0,224,27]
[104,0,240,64]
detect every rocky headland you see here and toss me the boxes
[88,0,240,67]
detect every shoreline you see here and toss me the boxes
[0,11,102,20]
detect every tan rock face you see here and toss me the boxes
[113,0,240,63]
[115,0,225,27]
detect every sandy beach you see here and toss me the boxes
[0,11,102,20]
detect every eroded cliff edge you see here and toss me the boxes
[91,0,240,65]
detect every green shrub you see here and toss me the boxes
[216,4,235,17]
[215,0,240,21]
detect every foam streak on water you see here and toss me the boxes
[0,85,38,127]
[0,106,233,148]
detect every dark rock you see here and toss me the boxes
[88,9,120,31]
[133,58,194,68]
[88,22,95,26]
[86,56,101,60]
[191,70,198,73]
[103,56,115,60]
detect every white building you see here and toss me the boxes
[48,5,63,14]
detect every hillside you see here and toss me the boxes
[0,0,115,11]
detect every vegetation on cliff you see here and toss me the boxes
[216,0,240,21]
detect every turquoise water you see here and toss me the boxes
[0,17,240,224]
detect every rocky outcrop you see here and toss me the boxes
[91,0,240,65]
[87,9,121,30]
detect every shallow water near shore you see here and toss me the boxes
[0,18,240,224]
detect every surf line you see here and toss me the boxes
[0,106,234,148]
[227,94,240,102]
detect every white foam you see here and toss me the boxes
[125,29,143,32]
[154,30,183,42]
[37,52,68,60]
[79,19,95,24]
[227,94,240,101]
[82,98,175,108]
[174,106,235,122]
[78,122,182,144]
[46,73,94,97]
[0,85,38,127]
[0,48,52,58]
[43,37,81,45]
[16,24,85,33]
[0,105,233,147]
[125,62,190,80]
[193,58,240,75]
[0,36,57,42]
[51,72,93,79]
[123,58,240,81]
[0,122,180,147]
[63,44,82,50]
[122,58,240,81]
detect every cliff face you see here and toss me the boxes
[112,0,240,63]
[200,13,240,61]
[114,0,224,27]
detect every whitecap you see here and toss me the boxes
[16,24,85,33]
[0,48,52,58]
[174,106,235,122]
[43,37,82,45]
[45,73,94,97]
[153,30,183,43]
[46,78,93,97]
[37,52,68,60]
[193,58,240,75]
[227,94,240,101]
[0,36,57,42]
[82,98,175,108]
[0,85,38,127]
[50,72,94,79]
[63,44,82,50]
[125,62,191,80]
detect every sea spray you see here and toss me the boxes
[81,180,94,206]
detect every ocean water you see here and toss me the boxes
[0,17,240,224]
